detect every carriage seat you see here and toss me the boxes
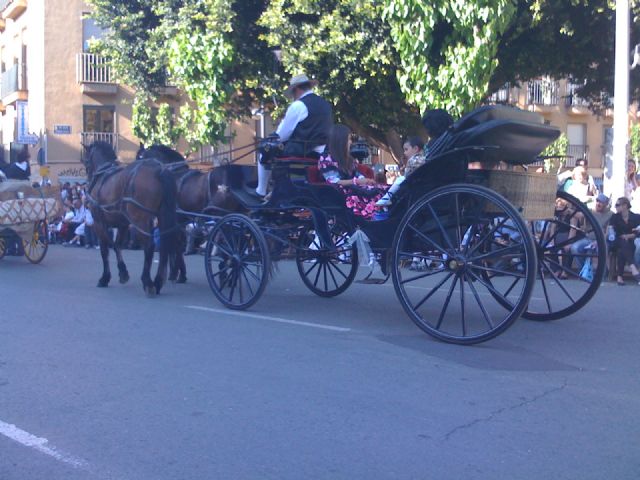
[306,163,375,184]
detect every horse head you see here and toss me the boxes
[83,141,117,180]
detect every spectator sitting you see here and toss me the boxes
[610,196,640,286]
[62,199,85,244]
[570,193,612,269]
[565,165,598,205]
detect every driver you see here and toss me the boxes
[255,73,332,199]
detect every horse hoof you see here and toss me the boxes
[145,286,157,298]
[119,273,130,284]
[97,280,109,288]
[176,276,187,284]
[169,276,177,283]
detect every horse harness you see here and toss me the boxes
[85,159,170,237]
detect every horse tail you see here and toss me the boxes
[157,167,179,256]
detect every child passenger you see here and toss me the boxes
[376,109,454,207]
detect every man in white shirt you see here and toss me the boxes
[255,74,333,198]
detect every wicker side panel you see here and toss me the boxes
[488,171,557,220]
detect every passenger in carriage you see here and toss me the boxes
[318,124,384,220]
[255,73,333,199]
[4,148,31,181]
[376,109,454,206]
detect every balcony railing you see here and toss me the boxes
[1,63,27,99]
[76,53,113,84]
[488,83,515,104]
[566,144,589,167]
[565,83,590,107]
[80,132,118,152]
[526,79,559,106]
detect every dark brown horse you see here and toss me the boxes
[136,145,243,282]
[83,141,179,296]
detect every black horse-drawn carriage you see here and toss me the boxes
[191,105,606,345]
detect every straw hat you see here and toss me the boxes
[285,74,318,97]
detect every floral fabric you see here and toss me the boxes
[318,155,385,220]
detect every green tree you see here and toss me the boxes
[259,0,421,161]
[132,95,182,147]
[384,0,516,117]
[540,132,569,174]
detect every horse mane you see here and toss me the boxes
[88,140,118,163]
[138,145,186,165]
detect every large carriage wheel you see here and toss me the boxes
[295,221,358,297]
[520,191,607,321]
[391,184,537,345]
[22,220,48,264]
[204,214,270,310]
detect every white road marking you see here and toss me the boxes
[186,305,351,332]
[0,419,89,469]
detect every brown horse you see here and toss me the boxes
[84,141,179,296]
[136,145,243,282]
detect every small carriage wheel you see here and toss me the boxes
[22,220,48,264]
[391,184,537,345]
[295,221,358,297]
[520,191,606,321]
[0,235,6,260]
[204,214,270,310]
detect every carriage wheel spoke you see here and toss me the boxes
[400,268,447,284]
[407,224,450,257]
[240,267,256,297]
[453,193,462,248]
[327,260,348,280]
[435,275,459,330]
[467,216,509,256]
[468,243,523,263]
[543,256,591,283]
[502,275,521,298]
[303,259,321,277]
[459,273,466,336]
[538,263,553,313]
[465,272,494,329]
[468,263,527,278]
[426,204,455,251]
[413,272,454,311]
[325,262,340,290]
[540,260,577,303]
[466,270,514,308]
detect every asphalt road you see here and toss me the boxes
[0,245,639,479]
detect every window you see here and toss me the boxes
[82,14,105,52]
[83,105,115,132]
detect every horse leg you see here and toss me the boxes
[97,230,111,288]
[174,230,187,283]
[153,234,170,294]
[114,227,130,284]
[141,238,156,297]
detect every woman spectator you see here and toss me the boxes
[318,124,383,220]
[610,196,640,286]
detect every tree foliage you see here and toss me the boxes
[89,0,638,157]
[541,132,569,174]
[132,95,182,146]
[385,0,516,117]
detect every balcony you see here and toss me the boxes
[565,82,591,115]
[0,0,27,20]
[76,53,117,95]
[80,132,118,152]
[526,79,560,112]
[487,83,517,105]
[565,144,590,167]
[1,63,27,104]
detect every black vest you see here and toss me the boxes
[284,93,332,158]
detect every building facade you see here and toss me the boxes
[0,0,258,184]
[488,77,638,181]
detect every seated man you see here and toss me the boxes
[255,73,332,199]
[4,148,31,181]
[570,193,612,268]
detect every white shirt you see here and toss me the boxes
[275,90,325,154]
